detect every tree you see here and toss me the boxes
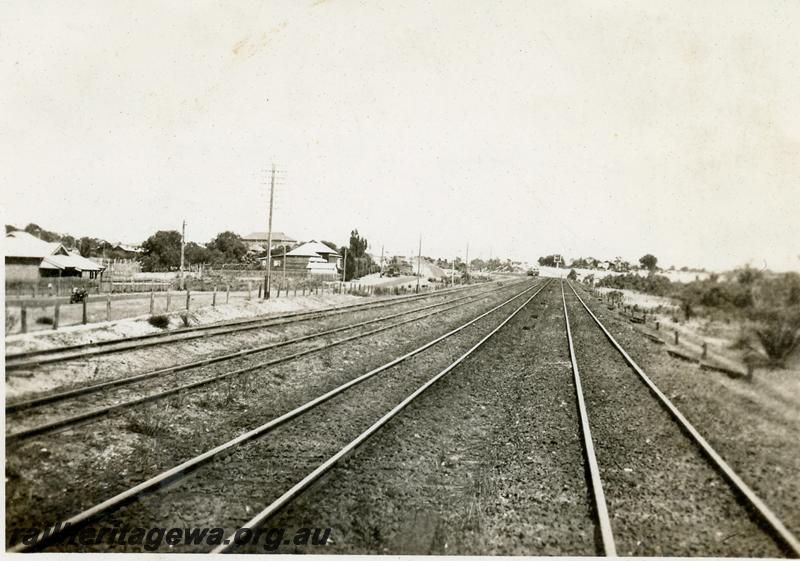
[639,254,658,272]
[537,254,564,267]
[567,269,578,280]
[184,242,214,265]
[340,229,374,281]
[321,240,339,252]
[470,258,486,272]
[78,237,97,258]
[207,231,248,263]
[141,230,182,272]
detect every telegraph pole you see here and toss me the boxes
[416,235,422,293]
[282,244,286,289]
[465,242,470,282]
[380,245,385,276]
[264,164,276,300]
[179,220,186,290]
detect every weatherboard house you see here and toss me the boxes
[4,231,105,281]
[266,241,341,278]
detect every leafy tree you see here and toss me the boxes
[736,265,763,286]
[141,230,182,271]
[207,231,248,263]
[184,242,215,265]
[78,237,97,257]
[470,258,486,271]
[339,229,376,280]
[567,269,578,280]
[639,254,658,272]
[537,254,564,267]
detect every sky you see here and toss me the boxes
[2,1,799,271]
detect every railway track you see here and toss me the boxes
[560,279,800,557]
[5,280,494,370]
[8,279,550,552]
[5,279,527,443]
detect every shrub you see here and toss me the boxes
[567,269,577,280]
[69,287,89,304]
[36,316,54,325]
[752,311,800,364]
[597,273,673,296]
[147,314,170,329]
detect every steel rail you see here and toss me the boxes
[213,280,551,553]
[6,281,530,444]
[8,279,547,553]
[5,280,498,369]
[6,281,511,414]
[560,279,617,556]
[566,280,800,557]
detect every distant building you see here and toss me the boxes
[241,231,296,252]
[260,241,341,277]
[5,231,105,281]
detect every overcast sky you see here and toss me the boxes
[2,1,798,271]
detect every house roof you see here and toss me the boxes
[113,242,142,253]
[5,231,104,271]
[286,241,340,257]
[5,231,67,258]
[242,231,296,242]
[41,253,105,272]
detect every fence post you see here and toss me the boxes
[674,330,679,345]
[149,291,155,314]
[20,304,27,334]
[166,291,171,312]
[212,286,217,306]
[294,285,297,297]
[53,303,60,330]
[248,282,252,301]
[185,289,191,311]
[702,342,708,359]
[106,295,111,321]
[82,299,88,324]
[258,284,262,299]
[655,321,659,331]
[226,284,230,304]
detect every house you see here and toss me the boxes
[5,231,105,281]
[260,241,341,277]
[241,231,296,252]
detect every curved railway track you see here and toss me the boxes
[8,279,550,553]
[5,281,494,370]
[5,280,527,443]
[561,279,800,557]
